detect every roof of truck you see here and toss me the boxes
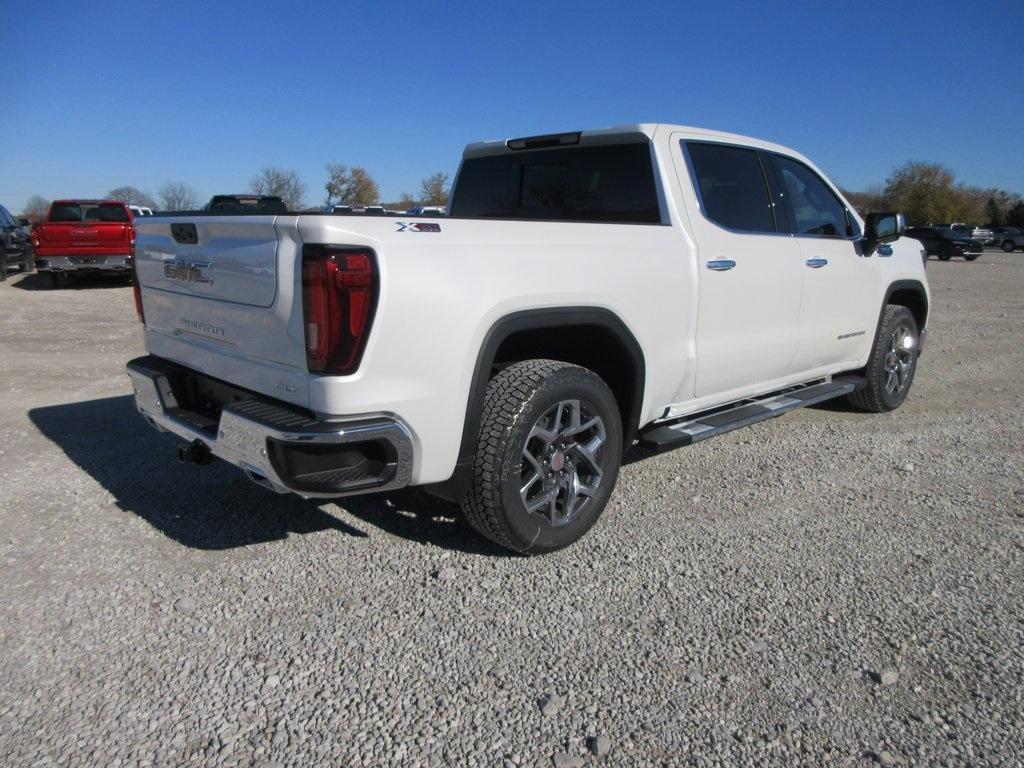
[52,199,126,205]
[462,123,800,160]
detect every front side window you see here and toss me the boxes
[685,142,775,233]
[774,156,854,237]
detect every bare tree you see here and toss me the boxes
[419,172,450,206]
[249,167,306,210]
[107,186,157,209]
[22,195,51,222]
[158,181,200,211]
[324,164,380,206]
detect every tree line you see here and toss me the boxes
[258,165,451,211]
[19,167,451,221]
[842,161,1024,228]
[20,159,1021,228]
[20,181,202,222]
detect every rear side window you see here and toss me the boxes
[50,203,83,222]
[97,203,129,222]
[449,142,662,223]
[773,155,854,237]
[686,142,775,233]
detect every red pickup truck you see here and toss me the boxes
[32,199,135,287]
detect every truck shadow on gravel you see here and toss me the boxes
[29,395,503,555]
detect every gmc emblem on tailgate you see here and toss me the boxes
[164,260,213,284]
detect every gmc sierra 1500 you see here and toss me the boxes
[127,124,929,553]
[33,199,135,286]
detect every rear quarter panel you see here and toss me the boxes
[291,215,693,484]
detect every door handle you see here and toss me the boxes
[805,258,828,268]
[706,259,736,271]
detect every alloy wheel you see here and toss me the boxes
[883,325,915,395]
[519,399,606,526]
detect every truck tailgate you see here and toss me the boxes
[37,220,131,255]
[133,216,310,406]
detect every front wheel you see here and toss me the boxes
[964,253,979,261]
[462,359,623,554]
[1002,240,1016,253]
[847,305,920,413]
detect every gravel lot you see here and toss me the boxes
[1,254,1022,768]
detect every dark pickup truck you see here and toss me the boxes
[905,226,983,261]
[0,204,33,281]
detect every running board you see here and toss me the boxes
[639,378,860,451]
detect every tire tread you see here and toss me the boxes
[847,304,917,413]
[462,359,588,552]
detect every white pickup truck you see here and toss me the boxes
[127,124,929,553]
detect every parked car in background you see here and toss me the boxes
[989,227,1022,251]
[0,204,34,280]
[32,200,134,287]
[205,195,287,214]
[997,229,1024,252]
[937,222,994,245]
[129,205,154,217]
[404,205,447,216]
[905,226,983,261]
[327,204,388,215]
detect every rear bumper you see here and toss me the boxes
[126,355,414,498]
[35,255,130,272]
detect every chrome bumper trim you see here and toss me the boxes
[126,359,414,498]
[36,255,131,271]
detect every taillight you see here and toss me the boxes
[130,236,144,322]
[302,246,377,375]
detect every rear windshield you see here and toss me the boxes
[208,196,288,214]
[449,142,662,224]
[49,203,129,222]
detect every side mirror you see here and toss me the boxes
[861,212,906,256]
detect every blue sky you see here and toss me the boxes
[2,0,1021,210]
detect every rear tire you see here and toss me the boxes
[964,254,979,261]
[1002,240,1016,253]
[847,305,919,413]
[462,359,623,554]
